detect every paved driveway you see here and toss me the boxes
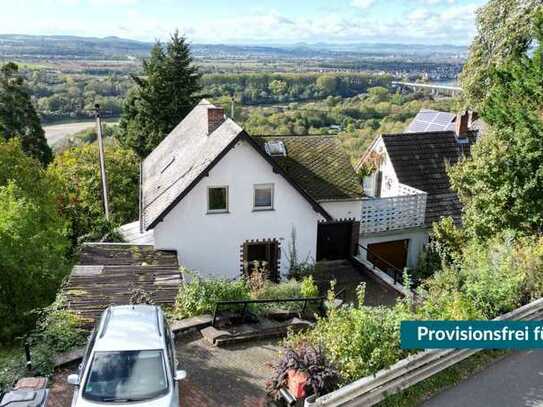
[177,331,281,406]
[50,331,281,407]
[422,351,543,407]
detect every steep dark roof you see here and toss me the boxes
[254,135,363,201]
[382,131,463,225]
[140,101,343,230]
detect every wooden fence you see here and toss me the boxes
[306,297,543,407]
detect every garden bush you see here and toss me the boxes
[0,293,87,391]
[173,271,321,318]
[252,276,319,313]
[173,273,251,319]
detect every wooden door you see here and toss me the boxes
[317,221,354,261]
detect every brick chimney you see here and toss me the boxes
[455,111,469,138]
[207,107,225,135]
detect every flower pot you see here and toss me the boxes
[287,369,309,399]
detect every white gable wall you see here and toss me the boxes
[153,139,323,280]
[320,200,362,220]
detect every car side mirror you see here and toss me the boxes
[67,374,80,386]
[175,370,187,381]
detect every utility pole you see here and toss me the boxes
[231,96,235,120]
[95,104,110,221]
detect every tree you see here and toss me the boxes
[0,63,52,165]
[269,80,288,96]
[460,0,543,110]
[450,11,543,239]
[48,141,140,243]
[0,140,69,340]
[118,31,202,158]
[316,75,338,96]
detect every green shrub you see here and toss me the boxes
[0,293,87,390]
[252,276,320,314]
[287,300,414,384]
[301,276,319,298]
[27,294,87,375]
[173,274,250,319]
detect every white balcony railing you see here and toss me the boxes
[360,184,427,234]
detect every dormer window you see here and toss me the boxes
[264,141,286,157]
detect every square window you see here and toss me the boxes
[254,184,274,209]
[208,186,228,213]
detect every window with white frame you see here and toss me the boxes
[253,184,274,210]
[207,186,229,213]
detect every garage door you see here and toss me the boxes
[367,239,408,271]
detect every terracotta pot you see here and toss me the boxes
[287,368,309,399]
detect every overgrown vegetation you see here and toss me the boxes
[0,140,70,342]
[0,293,87,392]
[48,141,139,244]
[286,234,543,386]
[172,269,320,319]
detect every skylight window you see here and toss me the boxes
[264,141,287,157]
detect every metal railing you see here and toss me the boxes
[212,296,327,327]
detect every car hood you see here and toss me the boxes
[74,393,177,407]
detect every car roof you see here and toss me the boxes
[93,305,165,352]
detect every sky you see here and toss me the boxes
[2,0,488,45]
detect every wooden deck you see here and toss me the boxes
[64,243,181,326]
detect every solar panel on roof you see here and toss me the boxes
[405,110,456,133]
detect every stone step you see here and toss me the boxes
[201,317,313,347]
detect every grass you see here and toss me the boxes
[376,350,508,407]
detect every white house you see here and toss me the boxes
[355,110,479,275]
[128,100,363,280]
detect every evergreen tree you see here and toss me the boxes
[450,11,543,239]
[0,62,52,165]
[118,31,202,158]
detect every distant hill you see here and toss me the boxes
[0,34,468,61]
[0,34,153,59]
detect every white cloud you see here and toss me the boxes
[1,1,482,45]
[351,0,376,10]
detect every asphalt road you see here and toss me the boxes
[422,351,543,407]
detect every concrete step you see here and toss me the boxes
[201,317,313,347]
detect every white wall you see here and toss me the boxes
[320,200,362,221]
[153,139,324,279]
[363,137,401,198]
[359,227,429,269]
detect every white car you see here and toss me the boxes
[67,305,186,406]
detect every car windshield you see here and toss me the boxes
[82,350,168,402]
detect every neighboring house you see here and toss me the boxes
[356,111,478,272]
[128,100,363,280]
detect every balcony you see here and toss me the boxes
[360,184,427,234]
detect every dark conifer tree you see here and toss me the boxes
[0,62,52,165]
[118,31,202,158]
